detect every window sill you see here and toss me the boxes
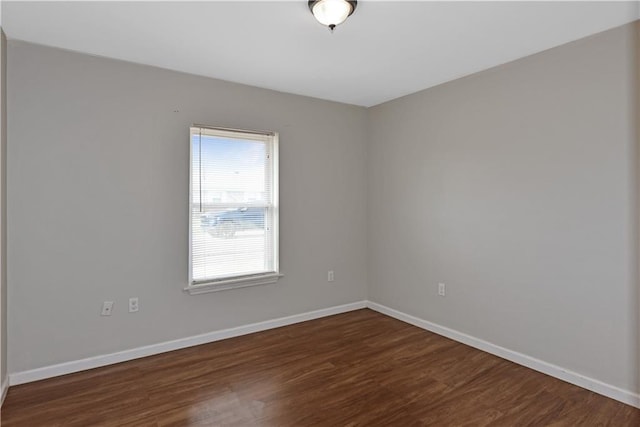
[184,272,283,295]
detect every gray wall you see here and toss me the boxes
[368,22,639,394]
[637,20,640,399]
[1,30,7,387]
[7,42,368,373]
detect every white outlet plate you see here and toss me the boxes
[129,297,139,313]
[438,283,446,297]
[328,270,335,282]
[101,301,114,316]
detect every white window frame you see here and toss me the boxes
[186,125,281,295]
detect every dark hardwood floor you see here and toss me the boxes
[1,309,638,426]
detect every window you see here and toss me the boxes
[187,125,280,294]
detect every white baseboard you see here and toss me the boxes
[366,301,640,409]
[9,300,367,386]
[1,376,8,407]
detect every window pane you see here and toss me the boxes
[192,135,268,210]
[191,208,271,281]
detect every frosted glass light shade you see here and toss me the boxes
[309,0,357,31]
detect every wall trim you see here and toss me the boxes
[9,300,367,386]
[1,376,8,407]
[366,301,640,409]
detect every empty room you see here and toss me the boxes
[0,0,639,425]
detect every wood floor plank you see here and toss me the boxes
[2,309,638,426]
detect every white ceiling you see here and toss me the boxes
[2,1,639,107]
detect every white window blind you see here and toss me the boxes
[188,126,279,293]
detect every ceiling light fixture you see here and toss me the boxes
[309,0,357,33]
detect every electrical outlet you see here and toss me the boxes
[101,301,114,316]
[438,283,446,297]
[129,297,139,313]
[328,270,335,282]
